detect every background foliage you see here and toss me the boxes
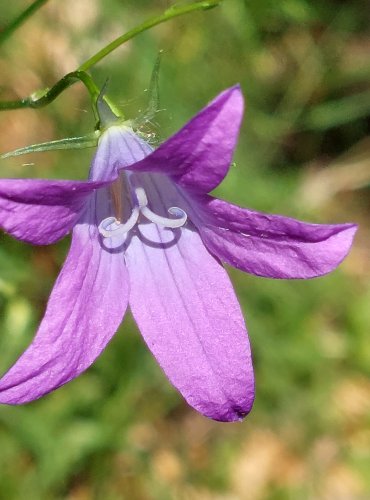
[0,1,369,498]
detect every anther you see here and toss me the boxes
[110,178,124,222]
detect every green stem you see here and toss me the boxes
[0,0,50,46]
[79,1,223,71]
[0,1,223,112]
[0,71,100,115]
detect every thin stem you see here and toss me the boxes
[0,71,100,115]
[0,1,223,112]
[78,1,223,71]
[0,0,50,46]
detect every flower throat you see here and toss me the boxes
[98,174,187,239]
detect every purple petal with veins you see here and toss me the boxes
[193,195,358,279]
[125,173,254,421]
[0,222,129,404]
[0,178,109,245]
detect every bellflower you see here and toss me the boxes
[0,86,357,421]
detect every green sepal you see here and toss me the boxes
[132,51,162,130]
[1,132,100,159]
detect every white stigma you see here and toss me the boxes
[140,204,187,228]
[99,186,187,239]
[98,207,140,238]
[135,187,187,228]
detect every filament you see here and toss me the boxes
[110,178,124,221]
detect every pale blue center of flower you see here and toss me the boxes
[98,186,187,238]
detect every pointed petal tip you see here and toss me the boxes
[231,83,243,98]
[343,223,358,241]
[345,222,358,235]
[319,221,358,265]
[219,84,244,108]
[204,84,243,117]
[223,400,255,423]
[198,391,255,423]
[186,378,255,423]
[224,83,242,94]
[296,222,358,279]
[325,222,358,272]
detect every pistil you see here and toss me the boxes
[99,184,188,239]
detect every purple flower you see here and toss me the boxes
[0,86,357,421]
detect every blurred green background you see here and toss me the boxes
[0,1,369,498]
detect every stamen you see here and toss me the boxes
[98,207,140,238]
[110,178,124,221]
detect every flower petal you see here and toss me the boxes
[125,222,254,422]
[0,178,108,245]
[196,196,358,279]
[89,125,152,181]
[125,86,244,193]
[0,123,149,246]
[0,221,128,404]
